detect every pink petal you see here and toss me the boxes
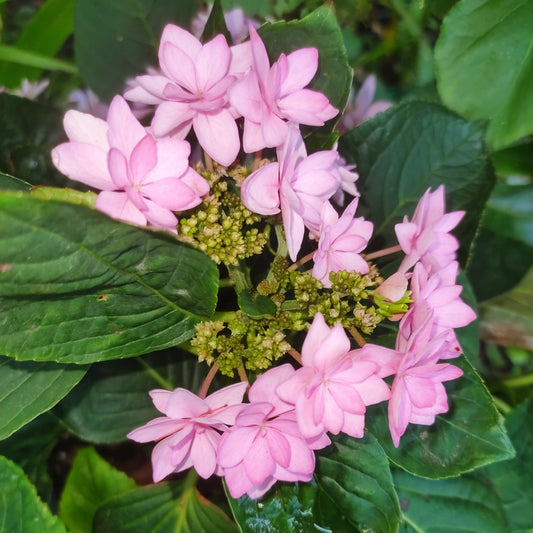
[95,191,146,226]
[160,42,197,92]
[106,95,146,157]
[160,24,201,62]
[151,439,178,482]
[127,75,171,102]
[127,417,182,443]
[141,178,198,211]
[301,312,332,365]
[248,26,270,90]
[340,411,366,438]
[229,40,253,76]
[280,48,318,95]
[130,135,157,184]
[192,109,239,166]
[267,429,291,468]
[228,70,262,122]
[240,163,280,215]
[51,142,112,190]
[165,388,207,418]
[218,426,258,468]
[261,106,289,148]
[243,436,275,485]
[205,382,248,411]
[63,110,109,149]
[149,389,171,413]
[107,147,130,189]
[312,326,351,372]
[190,429,219,478]
[278,89,337,125]
[143,137,190,184]
[242,117,267,153]
[152,101,195,138]
[195,34,231,93]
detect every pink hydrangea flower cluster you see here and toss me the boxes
[128,312,391,499]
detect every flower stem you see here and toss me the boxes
[237,363,249,385]
[253,150,262,171]
[199,362,220,399]
[364,244,402,261]
[204,152,214,172]
[288,347,302,365]
[288,250,316,272]
[348,326,367,347]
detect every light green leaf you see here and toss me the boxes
[74,0,198,100]
[59,447,137,533]
[394,470,507,532]
[0,0,76,86]
[54,350,211,443]
[0,193,219,364]
[0,355,87,440]
[314,433,401,533]
[477,398,533,532]
[435,0,533,148]
[0,455,67,532]
[368,356,515,478]
[339,101,495,262]
[92,480,238,533]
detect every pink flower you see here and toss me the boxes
[124,24,250,166]
[395,186,465,274]
[240,126,341,260]
[276,313,390,439]
[312,198,373,287]
[218,366,328,499]
[51,96,209,232]
[127,383,247,481]
[229,25,338,152]
[387,314,463,447]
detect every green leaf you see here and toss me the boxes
[0,94,66,186]
[394,470,507,533]
[238,291,276,318]
[314,433,401,533]
[0,171,31,191]
[59,447,137,533]
[367,356,515,478]
[73,0,198,100]
[54,350,210,443]
[0,413,65,504]
[0,355,87,439]
[227,481,318,533]
[201,0,232,43]
[435,0,533,148]
[29,186,97,208]
[93,480,238,533]
[0,194,218,364]
[220,0,275,18]
[0,454,67,532]
[339,101,495,262]
[258,5,352,134]
[0,0,75,87]
[477,398,533,532]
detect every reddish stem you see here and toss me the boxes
[198,362,219,399]
[363,244,402,261]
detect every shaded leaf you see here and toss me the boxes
[0,171,31,190]
[0,454,67,532]
[394,470,507,533]
[238,291,276,318]
[314,433,401,533]
[59,447,137,533]
[0,194,218,364]
[477,398,533,532]
[367,355,515,478]
[201,0,232,43]
[0,355,87,440]
[74,0,198,100]
[54,350,210,444]
[93,480,238,533]
[435,0,533,148]
[339,101,495,263]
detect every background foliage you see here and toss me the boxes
[0,0,531,531]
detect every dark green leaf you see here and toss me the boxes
[394,470,507,533]
[0,454,67,532]
[238,291,276,318]
[0,194,218,364]
[259,5,352,136]
[0,171,31,190]
[0,413,65,505]
[59,447,137,533]
[368,356,515,478]
[435,0,533,148]
[201,0,232,43]
[339,101,495,263]
[477,398,533,533]
[54,350,210,443]
[455,271,481,370]
[0,355,87,439]
[220,0,275,17]
[93,480,238,533]
[74,0,198,100]
[227,481,318,533]
[314,433,401,533]
[0,0,75,87]
[0,94,66,186]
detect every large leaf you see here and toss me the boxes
[259,5,352,134]
[0,455,67,533]
[435,0,533,148]
[54,350,210,443]
[0,194,218,364]
[93,480,238,533]
[339,101,495,261]
[59,447,137,533]
[367,355,515,478]
[0,355,87,439]
[314,433,401,533]
[394,470,507,532]
[74,0,198,100]
[227,481,317,533]
[477,398,533,532]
